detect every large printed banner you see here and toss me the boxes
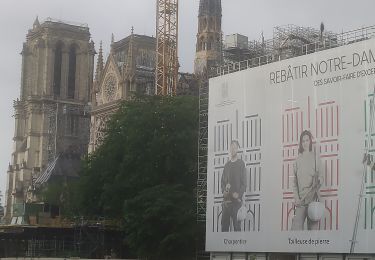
[206,38,375,253]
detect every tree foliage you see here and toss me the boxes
[69,95,199,259]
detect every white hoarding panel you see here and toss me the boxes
[206,38,375,253]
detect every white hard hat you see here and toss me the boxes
[237,205,248,221]
[308,201,325,221]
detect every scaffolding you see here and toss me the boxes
[224,24,337,65]
[219,24,375,76]
[72,217,105,258]
[223,33,272,63]
[0,218,124,258]
[196,73,210,260]
[197,75,208,224]
[45,17,89,29]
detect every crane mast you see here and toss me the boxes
[155,0,179,96]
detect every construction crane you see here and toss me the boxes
[155,0,179,96]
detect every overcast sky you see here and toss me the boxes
[0,0,375,202]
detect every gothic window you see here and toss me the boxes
[66,114,79,136]
[199,36,204,51]
[203,18,207,30]
[216,18,221,31]
[209,0,215,12]
[68,45,77,99]
[207,41,212,50]
[35,151,40,166]
[53,42,63,97]
[209,36,214,50]
[209,17,214,30]
[130,79,136,92]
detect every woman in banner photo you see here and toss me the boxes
[221,140,247,232]
[292,130,324,230]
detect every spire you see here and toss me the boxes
[95,41,104,81]
[194,0,222,74]
[124,27,135,78]
[197,0,222,34]
[33,16,40,29]
[110,33,115,54]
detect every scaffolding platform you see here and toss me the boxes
[0,220,127,258]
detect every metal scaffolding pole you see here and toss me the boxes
[196,73,210,260]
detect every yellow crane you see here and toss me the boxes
[155,0,179,96]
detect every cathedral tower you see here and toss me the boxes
[5,18,95,223]
[194,0,222,74]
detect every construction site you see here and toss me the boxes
[2,0,375,259]
[196,4,375,260]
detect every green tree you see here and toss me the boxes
[71,95,199,259]
[38,176,81,218]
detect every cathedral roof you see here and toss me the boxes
[109,34,156,72]
[27,17,90,41]
[111,34,156,52]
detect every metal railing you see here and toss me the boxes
[214,25,375,77]
[45,17,89,29]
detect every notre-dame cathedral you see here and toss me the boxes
[4,0,222,224]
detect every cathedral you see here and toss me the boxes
[4,0,222,224]
[4,18,95,223]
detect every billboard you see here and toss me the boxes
[206,37,375,253]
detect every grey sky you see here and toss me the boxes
[0,0,374,200]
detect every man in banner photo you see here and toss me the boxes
[292,130,324,231]
[221,140,247,232]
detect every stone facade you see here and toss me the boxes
[5,18,95,223]
[89,32,157,152]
